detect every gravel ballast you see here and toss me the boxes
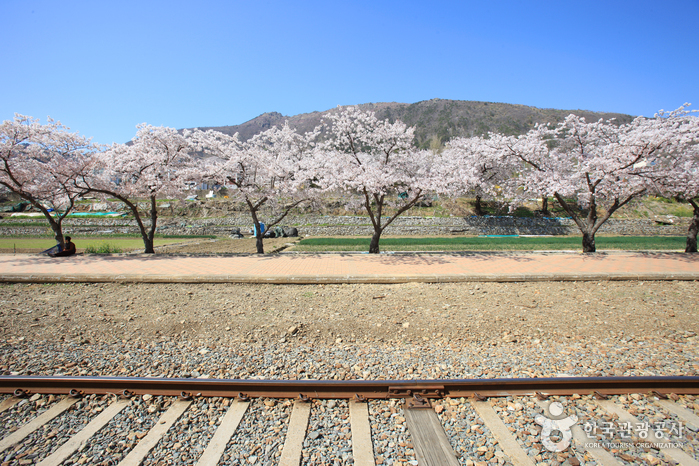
[0,280,697,465]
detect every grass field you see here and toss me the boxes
[293,235,687,252]
[0,237,190,253]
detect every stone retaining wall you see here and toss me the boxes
[0,215,690,237]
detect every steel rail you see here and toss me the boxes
[1,375,698,400]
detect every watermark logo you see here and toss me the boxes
[535,402,578,452]
[582,418,687,449]
[532,401,688,453]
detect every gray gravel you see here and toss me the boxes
[142,396,229,465]
[571,394,670,465]
[492,395,587,465]
[612,394,699,462]
[677,395,699,417]
[218,398,291,465]
[0,394,57,438]
[435,397,514,465]
[302,399,353,465]
[2,335,697,383]
[4,394,105,466]
[1,279,697,465]
[61,395,172,465]
[369,399,417,465]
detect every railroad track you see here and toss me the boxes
[1,376,698,466]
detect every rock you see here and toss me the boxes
[146,404,160,413]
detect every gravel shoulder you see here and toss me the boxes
[0,280,697,381]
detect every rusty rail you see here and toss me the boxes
[1,376,698,400]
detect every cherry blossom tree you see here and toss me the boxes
[76,124,196,253]
[193,122,320,254]
[654,145,699,252]
[315,106,441,253]
[641,105,699,252]
[503,111,692,252]
[441,134,522,216]
[0,114,96,248]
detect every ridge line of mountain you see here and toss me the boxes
[185,98,634,148]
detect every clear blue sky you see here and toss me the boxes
[2,0,697,145]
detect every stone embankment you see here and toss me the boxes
[0,215,690,237]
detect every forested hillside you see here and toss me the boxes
[191,98,635,148]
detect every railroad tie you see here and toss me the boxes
[655,399,699,432]
[195,400,250,466]
[534,399,622,466]
[596,399,699,466]
[117,399,192,466]
[0,396,21,415]
[278,400,312,466]
[36,399,130,466]
[349,400,375,466]
[404,404,459,466]
[0,396,79,454]
[470,399,536,466]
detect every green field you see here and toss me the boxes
[294,235,687,252]
[0,237,190,252]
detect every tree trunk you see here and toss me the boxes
[474,195,484,216]
[686,200,699,253]
[582,231,596,253]
[25,198,66,248]
[541,197,549,215]
[369,229,382,254]
[53,230,65,249]
[255,233,265,254]
[122,198,154,254]
[142,196,158,254]
[244,197,268,254]
[553,192,598,253]
[46,217,65,249]
[143,236,155,254]
[553,188,641,254]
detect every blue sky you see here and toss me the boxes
[2,0,697,145]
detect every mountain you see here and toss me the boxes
[191,99,635,149]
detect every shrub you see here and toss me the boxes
[84,243,123,254]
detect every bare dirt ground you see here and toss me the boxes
[2,238,697,380]
[2,280,696,352]
[0,236,299,255]
[147,236,298,254]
